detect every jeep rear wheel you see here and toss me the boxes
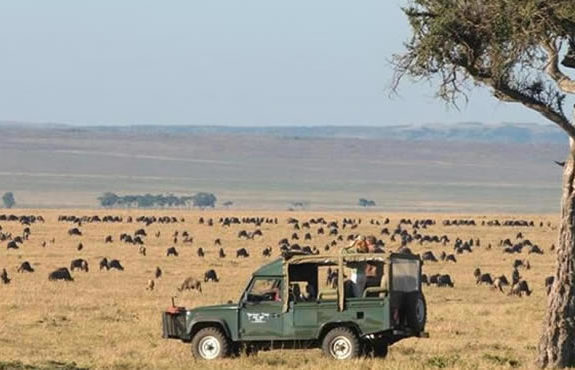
[191,327,229,360]
[322,327,360,360]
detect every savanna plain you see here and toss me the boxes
[0,209,558,369]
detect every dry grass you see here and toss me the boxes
[0,209,559,369]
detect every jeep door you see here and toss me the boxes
[239,277,285,340]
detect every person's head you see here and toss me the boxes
[356,240,369,253]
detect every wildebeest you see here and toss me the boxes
[197,248,205,258]
[147,279,155,291]
[219,248,226,258]
[436,274,454,287]
[49,267,74,281]
[445,254,457,263]
[492,276,509,292]
[166,247,179,257]
[509,280,532,297]
[70,258,89,272]
[1,268,10,284]
[6,240,19,250]
[204,269,219,282]
[421,251,438,262]
[421,274,429,286]
[17,261,34,273]
[262,247,272,257]
[476,273,493,285]
[68,228,82,236]
[236,248,250,258]
[109,259,124,271]
[178,277,202,293]
[139,246,146,256]
[105,235,113,243]
[99,257,109,271]
[155,266,162,279]
[513,259,530,270]
[77,243,83,251]
[473,267,481,279]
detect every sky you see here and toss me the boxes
[0,1,548,127]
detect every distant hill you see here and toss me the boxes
[0,121,566,143]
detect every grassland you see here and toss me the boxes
[0,209,560,369]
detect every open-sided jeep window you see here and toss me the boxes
[391,258,420,292]
[245,278,282,303]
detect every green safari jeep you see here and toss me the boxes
[162,252,427,360]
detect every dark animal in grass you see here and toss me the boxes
[421,274,429,286]
[99,257,109,271]
[17,261,34,273]
[109,259,124,271]
[178,277,202,293]
[421,251,437,262]
[509,280,532,297]
[476,273,493,285]
[166,247,178,257]
[204,269,219,282]
[492,276,509,292]
[512,269,521,286]
[139,246,146,256]
[68,228,82,236]
[155,266,162,279]
[105,235,113,243]
[147,279,155,291]
[48,267,74,281]
[513,259,530,270]
[262,247,272,257]
[214,238,222,246]
[70,258,89,272]
[445,254,457,263]
[197,248,205,258]
[437,274,454,287]
[219,248,226,258]
[6,240,18,250]
[473,268,481,279]
[77,243,83,251]
[1,268,10,284]
[236,248,249,258]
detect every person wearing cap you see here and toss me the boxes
[343,236,369,297]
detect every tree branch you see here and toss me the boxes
[543,40,575,94]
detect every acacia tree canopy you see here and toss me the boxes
[393,0,575,137]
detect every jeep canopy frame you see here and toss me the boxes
[279,253,420,312]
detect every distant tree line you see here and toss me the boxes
[2,192,15,209]
[98,192,217,209]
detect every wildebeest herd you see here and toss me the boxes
[0,212,556,302]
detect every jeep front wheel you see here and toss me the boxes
[322,327,360,360]
[191,327,229,360]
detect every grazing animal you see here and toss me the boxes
[219,248,226,258]
[236,248,250,258]
[68,228,82,236]
[99,257,109,271]
[6,240,18,250]
[437,274,454,287]
[109,259,124,271]
[421,274,429,286]
[147,279,155,291]
[17,261,34,273]
[476,273,493,285]
[492,276,509,292]
[197,248,205,258]
[1,268,10,284]
[445,254,457,263]
[178,277,202,293]
[204,269,219,282]
[105,235,113,243]
[155,267,162,279]
[214,238,222,246]
[473,268,481,279]
[166,247,179,257]
[262,247,272,257]
[422,251,438,262]
[509,280,532,297]
[139,246,146,256]
[70,258,89,272]
[48,267,74,281]
[77,243,83,251]
[512,269,521,286]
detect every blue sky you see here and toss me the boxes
[0,1,546,126]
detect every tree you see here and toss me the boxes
[393,1,575,367]
[191,192,217,209]
[358,198,376,208]
[98,192,119,208]
[2,192,15,209]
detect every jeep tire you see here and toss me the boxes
[405,291,426,334]
[191,327,230,360]
[322,327,360,360]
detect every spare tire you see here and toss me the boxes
[405,291,426,333]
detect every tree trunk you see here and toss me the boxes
[537,138,575,368]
